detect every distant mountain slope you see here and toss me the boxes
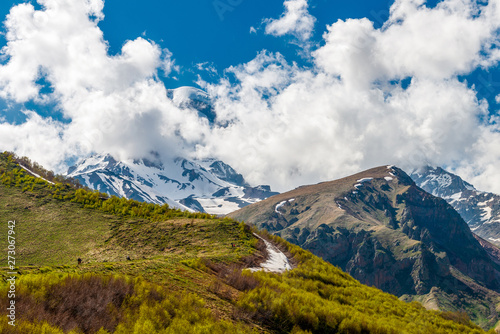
[410,166,500,246]
[67,153,278,214]
[229,166,500,329]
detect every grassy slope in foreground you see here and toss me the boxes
[0,152,494,333]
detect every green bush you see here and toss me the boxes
[0,273,257,334]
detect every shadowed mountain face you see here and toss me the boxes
[229,166,500,327]
[410,166,500,247]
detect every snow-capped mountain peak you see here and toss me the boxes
[410,166,476,198]
[67,153,278,215]
[410,166,500,246]
[67,154,119,176]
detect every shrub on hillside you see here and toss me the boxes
[0,273,257,334]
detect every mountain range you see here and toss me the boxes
[66,85,500,244]
[52,85,500,330]
[229,165,500,328]
[68,151,500,246]
[1,151,489,333]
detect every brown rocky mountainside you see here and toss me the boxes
[229,166,500,329]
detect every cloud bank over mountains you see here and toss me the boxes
[0,0,500,193]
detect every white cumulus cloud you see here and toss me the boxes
[0,0,209,169]
[264,0,316,42]
[197,0,500,192]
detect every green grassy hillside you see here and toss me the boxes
[0,152,496,333]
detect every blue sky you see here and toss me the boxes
[0,0,500,193]
[0,0,496,106]
[94,0,397,86]
[0,0,403,86]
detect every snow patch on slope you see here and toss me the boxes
[19,165,55,185]
[275,199,295,215]
[357,177,373,183]
[480,205,493,222]
[249,234,292,273]
[195,198,242,216]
